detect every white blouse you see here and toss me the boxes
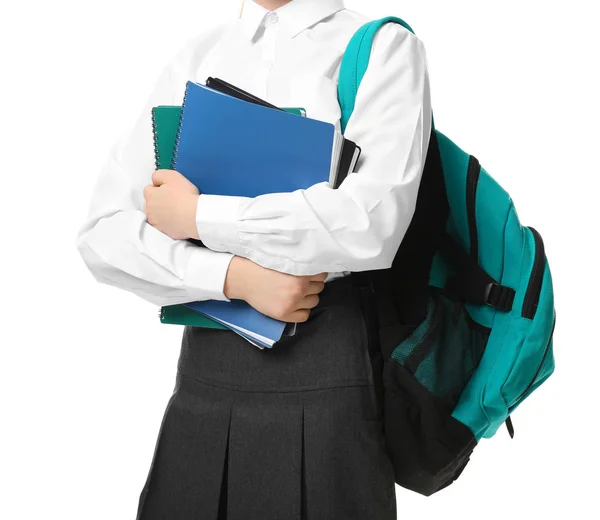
[75,0,431,307]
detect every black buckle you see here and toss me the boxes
[484,283,515,311]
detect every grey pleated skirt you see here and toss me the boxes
[135,275,396,520]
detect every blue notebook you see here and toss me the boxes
[184,299,287,349]
[172,81,346,348]
[171,81,345,196]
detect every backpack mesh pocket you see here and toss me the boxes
[391,287,491,410]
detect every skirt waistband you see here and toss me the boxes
[177,275,376,392]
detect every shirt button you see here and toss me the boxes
[264,12,278,26]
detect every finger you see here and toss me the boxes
[143,185,153,200]
[298,294,320,310]
[151,169,170,187]
[309,272,328,282]
[288,309,311,323]
[307,281,325,295]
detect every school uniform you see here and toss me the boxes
[75,0,431,518]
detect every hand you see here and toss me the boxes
[224,257,327,323]
[143,169,200,240]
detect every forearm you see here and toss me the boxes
[76,208,235,307]
[76,117,234,307]
[193,171,421,275]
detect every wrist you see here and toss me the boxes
[187,193,201,240]
[224,256,251,300]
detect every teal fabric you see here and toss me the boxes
[337,17,555,442]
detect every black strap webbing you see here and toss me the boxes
[440,233,515,312]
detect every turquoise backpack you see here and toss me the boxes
[340,17,556,495]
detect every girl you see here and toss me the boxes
[76,0,431,518]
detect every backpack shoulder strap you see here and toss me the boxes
[340,17,447,347]
[338,16,415,133]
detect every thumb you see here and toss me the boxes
[151,169,170,187]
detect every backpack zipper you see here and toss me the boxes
[466,155,481,261]
[522,227,545,319]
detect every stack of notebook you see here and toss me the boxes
[152,77,361,348]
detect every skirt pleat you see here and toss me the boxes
[301,386,396,520]
[136,276,396,520]
[137,378,233,520]
[226,391,304,520]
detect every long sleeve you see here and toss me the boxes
[193,24,432,276]
[75,47,235,307]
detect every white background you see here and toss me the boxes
[1,0,598,518]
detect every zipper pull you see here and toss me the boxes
[505,416,515,438]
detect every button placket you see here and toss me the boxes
[255,12,279,100]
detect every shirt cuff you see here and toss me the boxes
[195,193,245,253]
[184,247,235,302]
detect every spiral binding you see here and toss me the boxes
[171,81,191,171]
[151,107,161,170]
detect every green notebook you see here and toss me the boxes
[152,105,306,326]
[152,105,226,327]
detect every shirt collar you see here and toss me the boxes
[239,0,345,40]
